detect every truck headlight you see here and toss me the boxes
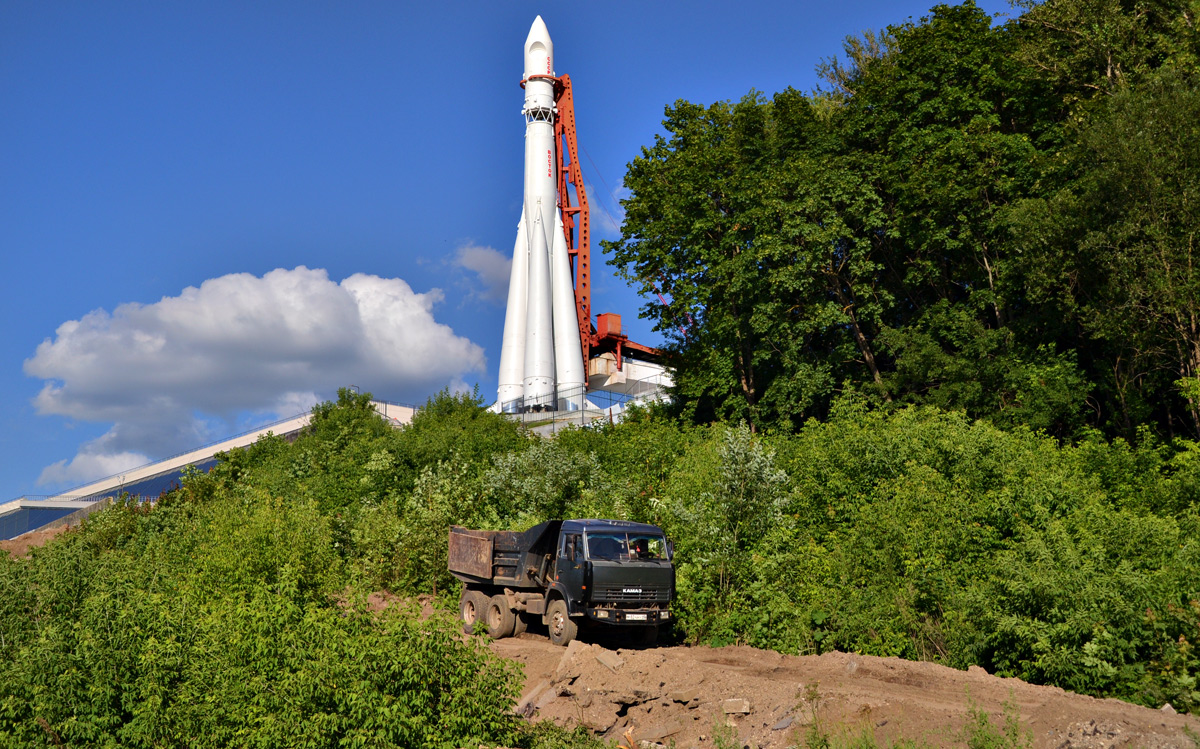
[660,611,670,619]
[596,610,609,619]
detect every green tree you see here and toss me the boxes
[1012,69,1200,436]
[603,93,788,429]
[878,300,1089,433]
[607,3,1093,435]
[605,88,899,431]
[1012,0,1200,103]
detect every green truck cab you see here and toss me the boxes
[449,519,674,646]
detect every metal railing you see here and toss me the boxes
[499,370,673,434]
[17,494,113,503]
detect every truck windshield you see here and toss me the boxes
[585,532,668,561]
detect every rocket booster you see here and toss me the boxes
[497,16,586,412]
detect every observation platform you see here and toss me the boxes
[496,357,673,435]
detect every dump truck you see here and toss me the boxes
[448,519,674,646]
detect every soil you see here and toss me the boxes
[491,628,1200,749]
[0,524,67,558]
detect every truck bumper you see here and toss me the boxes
[585,606,670,625]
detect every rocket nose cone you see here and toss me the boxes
[526,15,550,46]
[524,15,553,75]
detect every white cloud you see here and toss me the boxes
[585,181,628,237]
[268,391,321,419]
[25,266,486,486]
[453,243,511,303]
[38,446,150,488]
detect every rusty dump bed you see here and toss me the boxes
[448,521,561,588]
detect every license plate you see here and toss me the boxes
[626,613,647,621]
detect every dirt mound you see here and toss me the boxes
[0,524,68,558]
[492,634,1199,748]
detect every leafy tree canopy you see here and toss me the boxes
[606,0,1200,441]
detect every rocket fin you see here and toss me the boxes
[497,209,529,411]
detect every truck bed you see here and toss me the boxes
[448,522,560,588]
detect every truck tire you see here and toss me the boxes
[546,599,577,646]
[513,611,529,637]
[459,589,486,635]
[485,594,516,638]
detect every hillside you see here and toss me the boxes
[2,391,1198,747]
[5,520,1196,747]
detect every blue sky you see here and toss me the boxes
[1,0,1014,498]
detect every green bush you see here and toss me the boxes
[0,470,524,747]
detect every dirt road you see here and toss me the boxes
[491,632,1199,748]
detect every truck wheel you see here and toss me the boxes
[513,611,529,637]
[546,599,577,646]
[459,589,486,635]
[485,595,516,638]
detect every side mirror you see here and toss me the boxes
[667,541,675,560]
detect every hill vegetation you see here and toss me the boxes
[3,388,1197,746]
[0,392,603,748]
[3,0,1200,744]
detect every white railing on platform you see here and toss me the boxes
[498,369,672,434]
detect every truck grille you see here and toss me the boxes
[592,585,665,602]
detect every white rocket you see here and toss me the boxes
[497,16,586,412]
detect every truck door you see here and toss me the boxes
[555,532,586,610]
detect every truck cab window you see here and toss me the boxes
[629,534,668,560]
[585,532,627,561]
[562,533,581,562]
